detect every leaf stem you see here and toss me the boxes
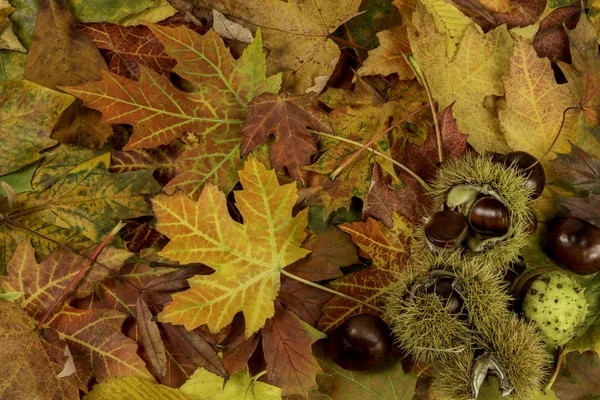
[328,103,429,181]
[253,370,267,381]
[311,130,432,192]
[421,73,443,164]
[36,221,126,330]
[544,345,565,393]
[280,270,384,313]
[0,213,141,291]
[329,35,371,51]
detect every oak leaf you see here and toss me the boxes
[241,93,332,185]
[318,214,412,332]
[200,0,361,93]
[0,300,79,400]
[24,0,112,148]
[262,301,327,398]
[499,35,578,162]
[409,1,513,154]
[559,12,600,127]
[153,157,309,337]
[0,80,72,175]
[0,153,159,272]
[357,25,414,79]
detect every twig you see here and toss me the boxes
[36,222,126,330]
[329,35,371,51]
[421,73,443,164]
[311,130,432,192]
[329,103,429,180]
[523,106,579,172]
[280,270,384,313]
[544,345,565,393]
[0,213,141,291]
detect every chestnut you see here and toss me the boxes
[495,151,546,199]
[328,313,392,371]
[468,196,509,237]
[425,210,469,249]
[426,276,464,315]
[546,217,600,275]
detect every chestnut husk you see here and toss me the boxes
[495,151,546,199]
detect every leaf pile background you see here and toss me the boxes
[1,0,600,399]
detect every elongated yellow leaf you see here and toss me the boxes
[153,157,309,337]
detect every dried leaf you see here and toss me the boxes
[0,300,79,399]
[0,240,131,321]
[319,214,411,332]
[79,23,177,79]
[143,265,212,292]
[419,0,472,57]
[285,226,359,282]
[221,314,260,376]
[262,301,327,398]
[136,296,167,377]
[499,35,578,162]
[559,12,600,127]
[564,267,600,355]
[311,342,417,399]
[0,0,26,52]
[0,153,159,272]
[409,1,513,153]
[154,157,309,337]
[552,145,600,195]
[84,376,191,400]
[203,0,361,93]
[556,195,600,229]
[118,0,177,26]
[180,365,282,400]
[66,0,154,23]
[552,351,600,399]
[357,25,413,79]
[24,0,112,148]
[212,9,253,43]
[0,80,72,175]
[47,305,153,384]
[279,279,334,327]
[241,93,331,184]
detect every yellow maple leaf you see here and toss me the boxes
[153,157,309,337]
[357,26,414,79]
[419,0,472,57]
[409,0,514,154]
[499,35,579,163]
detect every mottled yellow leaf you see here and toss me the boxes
[154,157,309,337]
[84,377,191,400]
[180,366,282,400]
[200,0,361,93]
[357,25,414,79]
[499,35,578,162]
[409,1,513,153]
[420,0,472,57]
[118,0,177,26]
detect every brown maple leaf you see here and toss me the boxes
[318,214,412,332]
[241,93,332,184]
[24,0,112,148]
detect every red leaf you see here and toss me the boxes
[279,280,334,327]
[262,301,326,398]
[241,93,332,184]
[552,145,600,195]
[221,313,260,375]
[285,226,359,282]
[318,216,411,332]
[136,296,167,377]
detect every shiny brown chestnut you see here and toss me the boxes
[546,217,600,275]
[328,314,392,371]
[468,196,509,237]
[495,151,546,199]
[425,210,469,249]
[426,276,464,314]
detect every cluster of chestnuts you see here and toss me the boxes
[423,152,543,265]
[326,150,598,400]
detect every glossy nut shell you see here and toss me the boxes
[468,196,509,237]
[546,217,600,275]
[425,210,469,249]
